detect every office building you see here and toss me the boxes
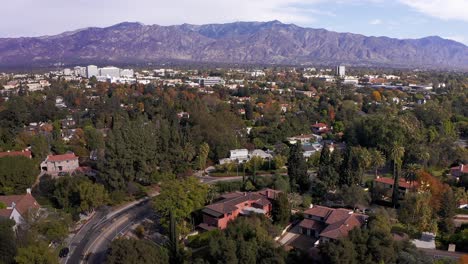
[99,66,120,78]
[337,65,346,77]
[74,66,87,77]
[120,69,134,78]
[200,77,225,87]
[86,65,99,78]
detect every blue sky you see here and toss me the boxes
[1,0,467,45]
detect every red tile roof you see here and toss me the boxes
[304,205,334,218]
[204,192,271,215]
[299,218,324,230]
[311,123,327,128]
[0,150,32,159]
[45,153,78,162]
[0,193,40,216]
[302,205,368,240]
[320,214,366,240]
[451,164,468,174]
[0,209,13,218]
[374,177,419,189]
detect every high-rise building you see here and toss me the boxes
[336,65,346,77]
[86,65,99,78]
[99,66,120,78]
[74,66,87,77]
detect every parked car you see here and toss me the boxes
[59,247,69,258]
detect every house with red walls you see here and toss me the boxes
[199,189,280,230]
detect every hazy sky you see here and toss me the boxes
[1,0,467,44]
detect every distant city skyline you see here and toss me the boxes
[1,0,467,45]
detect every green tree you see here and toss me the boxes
[0,218,16,264]
[287,143,309,193]
[246,156,264,183]
[31,134,49,161]
[438,187,456,233]
[390,143,405,207]
[339,185,370,210]
[153,177,208,235]
[272,155,286,170]
[106,238,169,264]
[0,156,38,194]
[398,192,435,233]
[197,142,210,171]
[370,148,386,178]
[84,125,104,151]
[272,193,291,226]
[15,243,58,264]
[77,180,109,213]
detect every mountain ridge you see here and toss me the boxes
[0,21,467,69]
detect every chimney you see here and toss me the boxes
[26,188,31,194]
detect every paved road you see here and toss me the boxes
[85,202,153,264]
[64,198,152,264]
[419,248,466,260]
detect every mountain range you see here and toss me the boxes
[0,20,467,69]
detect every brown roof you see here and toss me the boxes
[320,214,365,240]
[0,209,13,218]
[299,219,324,230]
[374,177,419,189]
[311,123,327,128]
[304,206,334,219]
[302,205,368,240]
[451,164,468,174]
[204,192,271,215]
[256,188,282,200]
[0,150,32,159]
[45,153,78,162]
[0,193,40,216]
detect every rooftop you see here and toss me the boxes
[44,153,78,162]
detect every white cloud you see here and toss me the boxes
[369,19,382,25]
[399,0,468,22]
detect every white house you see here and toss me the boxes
[0,189,40,228]
[40,153,79,175]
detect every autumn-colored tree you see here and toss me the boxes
[417,170,445,211]
[372,91,382,102]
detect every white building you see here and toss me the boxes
[200,77,225,87]
[63,68,72,76]
[120,69,134,78]
[87,65,99,78]
[40,153,79,175]
[99,66,120,78]
[337,65,346,77]
[74,66,87,77]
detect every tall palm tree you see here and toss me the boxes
[390,143,405,207]
[371,149,386,178]
[404,163,420,185]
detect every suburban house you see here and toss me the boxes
[287,134,322,145]
[302,143,323,159]
[0,189,40,228]
[219,149,273,165]
[40,152,79,175]
[311,122,329,134]
[250,149,273,160]
[451,164,467,180]
[199,189,281,230]
[0,149,32,159]
[374,176,419,198]
[298,205,368,244]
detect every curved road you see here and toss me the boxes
[64,198,153,264]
